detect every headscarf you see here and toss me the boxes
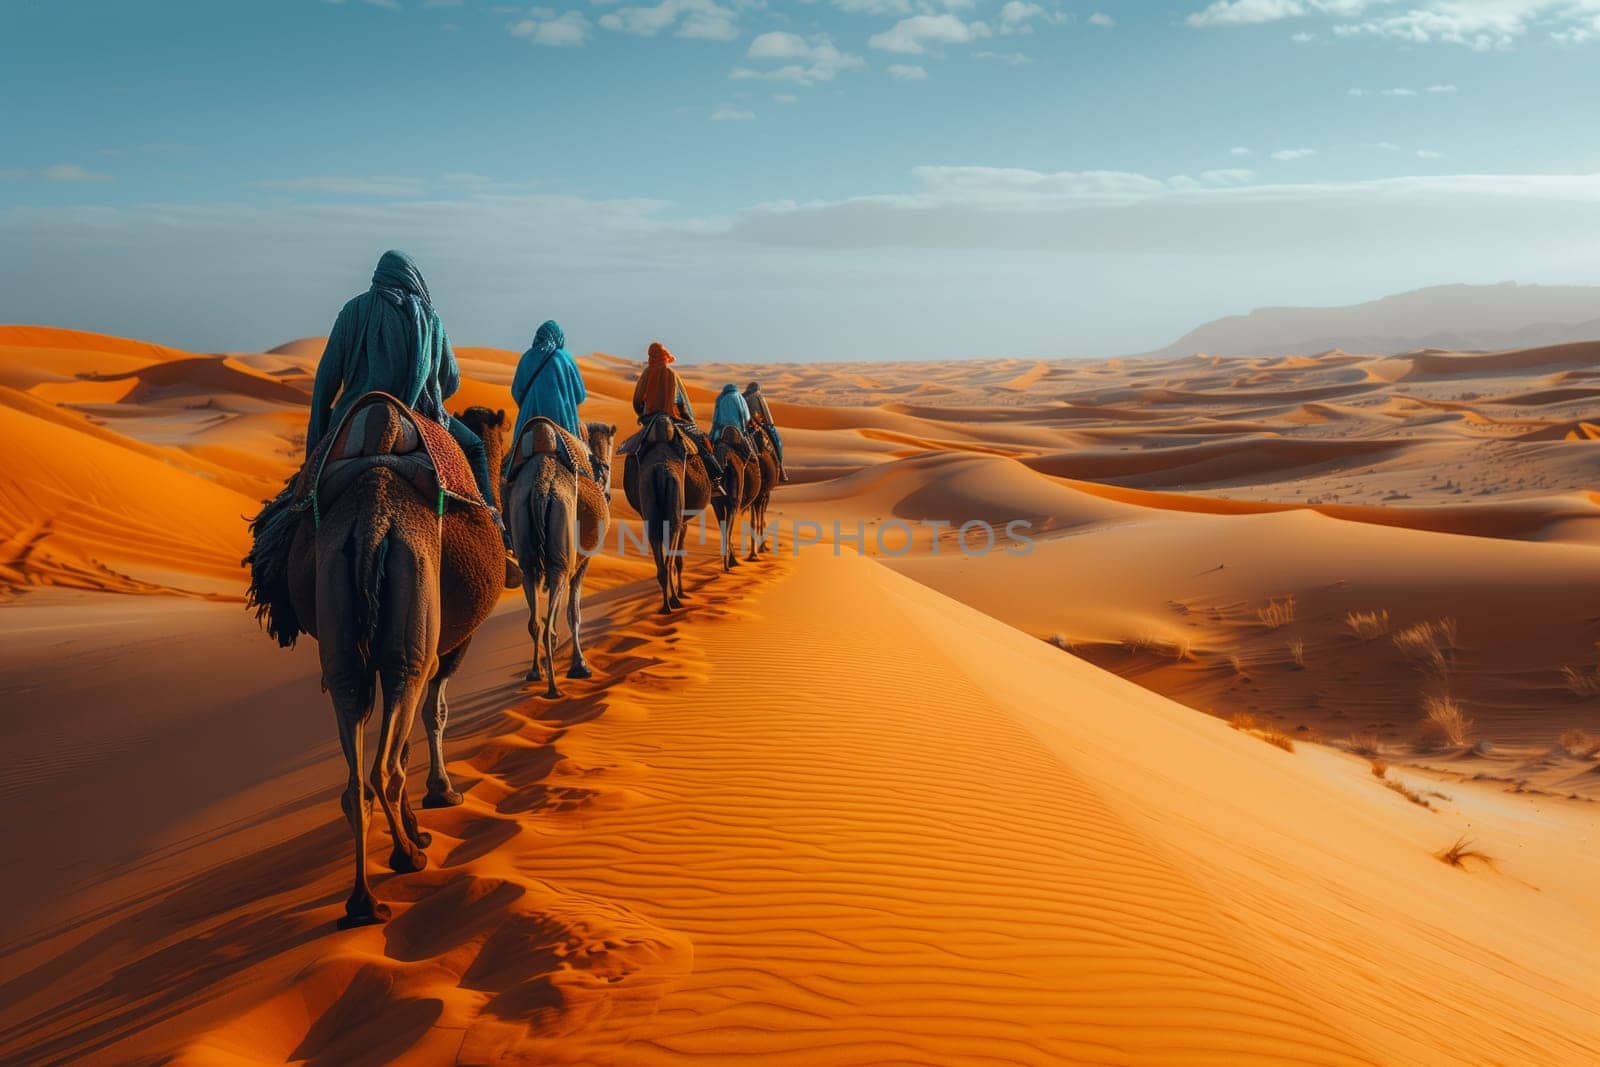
[648,341,676,365]
[530,319,565,354]
[365,249,438,421]
[745,381,762,394]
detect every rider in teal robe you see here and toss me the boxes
[710,383,751,440]
[307,250,502,531]
[510,320,590,474]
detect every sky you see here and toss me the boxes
[2,0,1600,360]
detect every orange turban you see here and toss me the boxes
[648,341,676,365]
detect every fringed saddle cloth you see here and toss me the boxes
[294,392,485,525]
[506,417,594,482]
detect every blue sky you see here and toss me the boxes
[3,0,1600,359]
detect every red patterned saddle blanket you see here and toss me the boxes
[293,392,485,523]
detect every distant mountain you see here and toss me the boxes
[1145,283,1600,359]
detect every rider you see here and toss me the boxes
[307,250,507,539]
[632,341,725,482]
[709,382,752,451]
[742,380,790,483]
[510,319,591,477]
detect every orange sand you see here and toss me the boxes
[2,325,1597,1065]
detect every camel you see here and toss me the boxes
[506,418,617,697]
[623,413,714,613]
[745,423,780,561]
[712,425,758,571]
[282,399,508,927]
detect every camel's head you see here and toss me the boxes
[586,421,618,502]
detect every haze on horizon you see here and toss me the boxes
[3,0,1600,361]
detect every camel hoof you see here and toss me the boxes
[388,846,428,874]
[568,663,593,679]
[659,604,674,615]
[422,789,463,809]
[543,685,563,700]
[338,899,391,929]
[525,667,542,682]
[412,830,433,848]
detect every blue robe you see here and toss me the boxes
[710,384,751,437]
[511,320,587,441]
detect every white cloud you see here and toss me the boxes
[869,13,992,54]
[774,92,798,103]
[735,32,864,85]
[1088,12,1115,27]
[711,105,755,121]
[1188,0,1309,28]
[829,0,912,13]
[1230,146,1254,156]
[974,49,1032,64]
[1200,168,1256,185]
[1425,83,1459,93]
[509,10,592,46]
[41,163,113,183]
[1291,29,1316,40]
[599,0,737,41]
[888,63,929,79]
[1270,147,1317,160]
[1417,148,1443,158]
[256,175,426,197]
[1000,2,1043,25]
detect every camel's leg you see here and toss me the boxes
[653,520,675,614]
[333,693,387,927]
[531,566,550,684]
[567,556,594,678]
[673,519,689,604]
[373,664,429,874]
[541,575,565,699]
[421,644,468,808]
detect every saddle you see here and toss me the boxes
[507,417,595,482]
[294,392,485,526]
[716,425,754,462]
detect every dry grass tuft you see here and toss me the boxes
[1229,712,1258,731]
[1384,777,1431,809]
[1258,729,1295,752]
[1257,595,1297,629]
[1345,609,1391,640]
[1560,666,1600,699]
[1419,694,1473,748]
[1369,758,1388,778]
[1436,617,1459,650]
[1046,633,1073,651]
[1347,731,1382,757]
[1436,836,1493,870]
[1228,653,1248,677]
[1559,728,1600,758]
[1287,638,1305,669]
[1394,621,1449,673]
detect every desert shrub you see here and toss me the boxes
[1394,621,1448,673]
[1257,595,1296,629]
[1370,758,1388,778]
[1436,836,1493,869]
[1229,712,1258,731]
[1347,732,1382,757]
[1419,694,1473,747]
[1345,609,1391,640]
[1560,666,1600,699]
[1287,638,1305,669]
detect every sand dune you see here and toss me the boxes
[4,324,1599,1064]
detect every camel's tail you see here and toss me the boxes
[349,495,393,673]
[643,460,681,566]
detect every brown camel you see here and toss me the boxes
[283,400,507,927]
[623,413,714,613]
[506,419,617,696]
[712,425,758,571]
[745,423,779,561]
